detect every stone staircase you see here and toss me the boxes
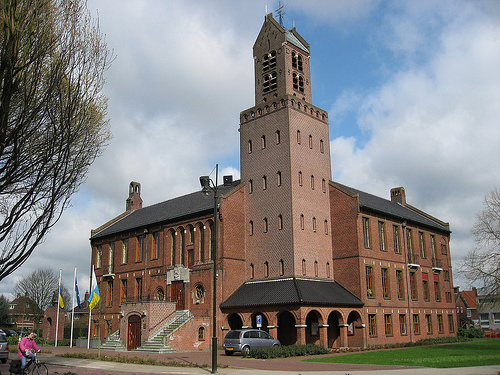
[100,329,126,351]
[133,310,193,353]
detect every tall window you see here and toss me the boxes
[314,261,319,277]
[262,175,267,190]
[426,314,433,334]
[298,171,303,186]
[322,179,326,193]
[413,314,421,335]
[250,263,254,279]
[263,218,268,233]
[324,220,329,235]
[136,234,145,262]
[368,314,377,336]
[379,221,386,251]
[277,171,282,186]
[448,314,455,333]
[423,278,429,301]
[279,259,284,276]
[366,265,374,298]
[249,179,253,193]
[261,135,266,149]
[152,232,160,259]
[136,278,143,301]
[302,259,306,275]
[263,71,277,92]
[296,130,301,144]
[199,225,205,262]
[363,217,371,248]
[96,245,102,268]
[430,234,436,259]
[437,314,444,333]
[120,279,127,304]
[320,139,324,153]
[406,228,414,256]
[275,130,281,144]
[171,230,176,265]
[308,135,313,149]
[393,225,401,254]
[264,261,269,278]
[248,140,252,154]
[396,269,405,299]
[249,220,254,235]
[410,271,417,300]
[109,242,115,273]
[419,231,426,258]
[310,175,315,190]
[384,314,393,336]
[263,50,276,71]
[312,217,317,232]
[107,280,113,307]
[382,268,390,299]
[300,214,305,230]
[435,280,441,301]
[122,239,128,264]
[399,314,407,335]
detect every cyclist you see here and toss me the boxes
[18,331,40,372]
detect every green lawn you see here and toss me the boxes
[303,340,500,368]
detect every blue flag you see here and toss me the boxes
[75,275,82,308]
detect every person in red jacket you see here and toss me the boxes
[18,331,40,372]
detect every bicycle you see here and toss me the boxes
[22,351,48,375]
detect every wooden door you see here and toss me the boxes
[171,281,185,310]
[127,315,141,350]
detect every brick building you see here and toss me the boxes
[89,13,456,352]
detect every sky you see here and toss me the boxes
[2,0,499,299]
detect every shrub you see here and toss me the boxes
[247,344,329,359]
[457,327,485,338]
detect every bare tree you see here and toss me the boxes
[460,189,500,296]
[12,267,68,310]
[0,0,113,280]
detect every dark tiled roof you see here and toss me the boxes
[91,181,240,240]
[220,277,363,308]
[335,183,450,233]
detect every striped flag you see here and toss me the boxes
[87,266,100,310]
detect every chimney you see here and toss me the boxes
[126,181,143,211]
[223,175,233,186]
[390,187,406,206]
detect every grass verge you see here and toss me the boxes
[303,339,500,368]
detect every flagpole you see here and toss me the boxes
[70,266,76,348]
[55,269,62,347]
[87,265,93,350]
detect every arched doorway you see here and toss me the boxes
[305,310,322,345]
[347,311,363,348]
[228,313,243,330]
[327,311,341,347]
[277,311,296,346]
[251,312,269,331]
[127,315,141,350]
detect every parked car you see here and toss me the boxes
[3,329,17,337]
[0,333,8,363]
[223,329,281,356]
[0,329,5,336]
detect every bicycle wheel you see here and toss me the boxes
[31,363,48,375]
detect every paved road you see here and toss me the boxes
[1,346,500,375]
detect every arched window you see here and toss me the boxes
[314,261,319,277]
[249,179,253,194]
[300,214,305,230]
[249,221,254,236]
[324,220,329,235]
[198,224,205,262]
[264,261,269,278]
[311,175,315,190]
[279,259,284,276]
[278,214,283,230]
[171,230,176,265]
[309,135,313,149]
[261,135,266,149]
[322,179,326,193]
[248,140,252,154]
[263,218,268,233]
[312,217,317,232]
[262,175,267,190]
[250,263,255,279]
[275,130,281,144]
[302,259,306,275]
[198,326,205,340]
[320,139,324,154]
[277,171,282,187]
[326,262,331,278]
[296,130,301,144]
[263,71,277,92]
[298,171,303,186]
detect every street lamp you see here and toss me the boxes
[199,164,218,374]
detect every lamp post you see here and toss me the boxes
[199,164,219,374]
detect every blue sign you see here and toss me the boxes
[256,314,262,328]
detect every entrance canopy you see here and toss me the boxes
[221,277,363,308]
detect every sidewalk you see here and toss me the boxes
[2,345,500,375]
